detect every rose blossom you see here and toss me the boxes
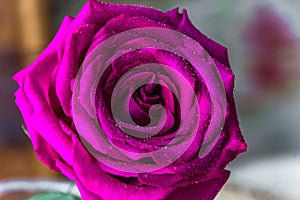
[14,0,246,199]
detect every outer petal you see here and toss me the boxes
[75,180,103,200]
[56,24,97,117]
[14,16,75,170]
[72,140,176,200]
[164,170,230,200]
[165,8,230,67]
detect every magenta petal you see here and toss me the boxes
[76,180,103,200]
[165,171,230,200]
[55,160,76,180]
[56,24,97,117]
[13,16,76,170]
[138,173,182,187]
[72,140,175,200]
[170,8,230,67]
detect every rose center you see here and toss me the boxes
[129,83,163,126]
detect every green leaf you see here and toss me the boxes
[27,192,81,200]
[22,124,30,138]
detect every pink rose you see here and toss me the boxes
[14,1,246,199]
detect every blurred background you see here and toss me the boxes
[0,0,299,199]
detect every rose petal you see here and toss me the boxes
[164,170,230,200]
[166,8,230,67]
[14,16,75,169]
[72,140,175,200]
